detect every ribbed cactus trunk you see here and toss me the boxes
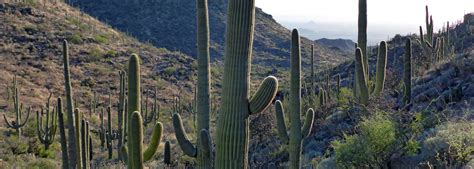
[374,41,387,96]
[107,106,113,159]
[118,71,126,160]
[216,0,278,168]
[196,0,211,167]
[62,40,79,169]
[127,54,141,169]
[289,29,303,169]
[57,98,69,169]
[216,0,253,167]
[216,0,255,168]
[355,48,369,105]
[358,0,368,78]
[403,39,412,104]
[311,44,315,91]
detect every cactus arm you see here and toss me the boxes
[248,76,278,115]
[355,48,369,105]
[274,100,289,144]
[172,113,197,157]
[199,129,212,158]
[164,141,171,165]
[17,106,30,127]
[143,122,163,162]
[301,109,315,138]
[3,114,14,128]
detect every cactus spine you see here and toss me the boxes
[403,39,412,104]
[3,75,31,138]
[374,41,387,96]
[274,29,315,169]
[36,93,58,150]
[215,0,279,167]
[57,98,69,169]
[123,54,163,169]
[62,40,80,168]
[172,0,213,168]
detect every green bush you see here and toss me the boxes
[27,158,57,169]
[94,34,109,44]
[67,34,83,44]
[426,121,474,163]
[336,87,353,110]
[332,112,396,168]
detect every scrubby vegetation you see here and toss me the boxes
[0,0,473,168]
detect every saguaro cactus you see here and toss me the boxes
[355,48,369,105]
[215,0,279,168]
[107,106,113,159]
[3,76,31,138]
[164,141,171,165]
[36,93,58,150]
[403,39,412,104]
[358,0,368,77]
[274,29,315,169]
[118,71,126,160]
[62,40,79,168]
[122,54,163,169]
[57,98,69,169]
[172,0,213,168]
[374,41,387,96]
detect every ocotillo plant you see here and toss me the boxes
[57,98,69,169]
[172,0,213,168]
[36,93,58,150]
[3,75,31,138]
[373,41,387,96]
[274,29,315,169]
[215,0,279,168]
[403,39,412,104]
[62,40,80,168]
[122,54,164,169]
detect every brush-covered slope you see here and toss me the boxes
[0,2,195,111]
[70,0,350,68]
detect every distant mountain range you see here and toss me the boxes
[315,38,355,54]
[69,0,350,68]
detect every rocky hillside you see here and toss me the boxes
[0,2,196,111]
[315,38,355,54]
[69,0,350,68]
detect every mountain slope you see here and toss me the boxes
[70,0,350,68]
[315,38,355,54]
[0,2,195,110]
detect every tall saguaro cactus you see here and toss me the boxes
[274,29,315,169]
[62,40,80,168]
[118,71,126,160]
[36,93,58,150]
[403,39,412,104]
[374,41,387,96]
[172,0,213,168]
[122,54,163,169]
[215,0,279,168]
[3,76,30,138]
[358,0,368,77]
[57,98,69,169]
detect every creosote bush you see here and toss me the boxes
[332,112,396,168]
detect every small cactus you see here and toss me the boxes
[274,29,315,169]
[3,75,31,138]
[403,39,412,104]
[36,93,58,150]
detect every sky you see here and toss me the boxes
[255,0,474,43]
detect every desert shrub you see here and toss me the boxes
[67,34,83,44]
[5,135,29,155]
[94,34,109,44]
[332,112,396,168]
[423,121,474,165]
[27,158,57,168]
[336,87,353,110]
[163,66,177,77]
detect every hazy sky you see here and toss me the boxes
[256,0,474,32]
